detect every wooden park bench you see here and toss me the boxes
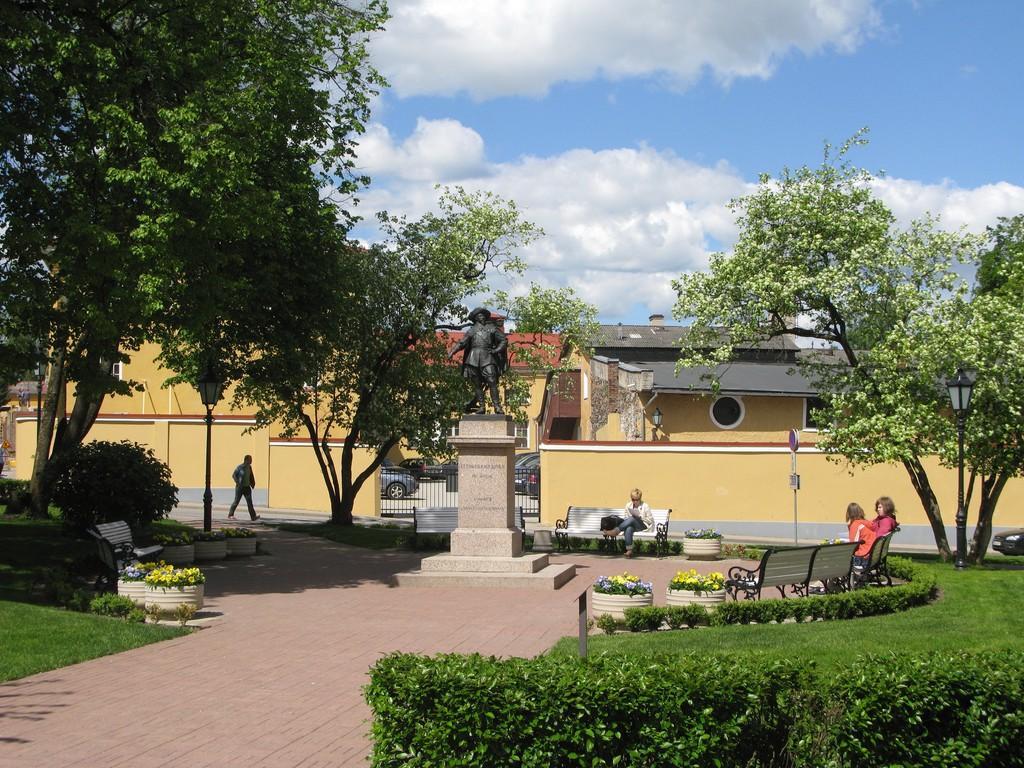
[88,520,164,592]
[725,544,820,600]
[554,506,672,557]
[412,506,525,549]
[799,541,859,596]
[852,533,894,588]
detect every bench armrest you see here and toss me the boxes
[554,518,568,530]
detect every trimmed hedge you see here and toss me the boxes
[610,557,937,633]
[366,650,1024,767]
[809,650,1024,767]
[366,652,807,767]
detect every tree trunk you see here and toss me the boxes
[902,456,952,560]
[968,472,1008,564]
[300,413,349,526]
[28,345,97,517]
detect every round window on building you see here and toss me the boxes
[710,396,744,429]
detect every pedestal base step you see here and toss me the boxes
[419,553,550,574]
[393,563,576,590]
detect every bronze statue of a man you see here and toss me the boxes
[449,307,508,414]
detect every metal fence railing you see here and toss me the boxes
[380,466,540,519]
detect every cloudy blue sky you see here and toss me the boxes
[352,0,1024,324]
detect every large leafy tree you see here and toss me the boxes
[673,133,980,559]
[950,215,1024,560]
[0,0,386,515]
[228,187,595,524]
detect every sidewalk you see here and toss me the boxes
[0,512,741,767]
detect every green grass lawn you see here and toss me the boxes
[551,559,1024,672]
[0,513,193,682]
[0,600,187,682]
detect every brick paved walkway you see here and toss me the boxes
[1,519,740,767]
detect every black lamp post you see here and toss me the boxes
[946,368,974,569]
[196,363,225,533]
[651,407,663,438]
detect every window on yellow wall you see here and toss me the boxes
[804,397,826,430]
[111,362,123,380]
[514,420,529,448]
[710,396,744,429]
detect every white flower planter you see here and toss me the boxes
[683,538,722,560]
[194,540,227,561]
[226,538,257,556]
[162,543,195,565]
[666,588,727,608]
[144,583,204,613]
[591,591,654,619]
[116,579,147,607]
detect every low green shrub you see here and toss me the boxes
[798,650,1024,767]
[367,650,1024,767]
[89,593,138,619]
[0,478,30,506]
[594,614,620,634]
[707,558,936,628]
[366,652,806,767]
[664,604,709,629]
[622,605,665,632]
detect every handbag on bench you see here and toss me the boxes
[600,515,624,531]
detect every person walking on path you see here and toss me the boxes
[0,442,7,477]
[228,454,260,521]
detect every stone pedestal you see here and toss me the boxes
[395,415,575,590]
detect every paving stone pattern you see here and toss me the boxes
[1,518,742,767]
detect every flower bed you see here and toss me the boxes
[666,568,727,608]
[155,531,195,564]
[192,530,227,561]
[223,527,258,556]
[117,561,166,606]
[144,565,206,613]
[683,528,723,559]
[592,572,654,619]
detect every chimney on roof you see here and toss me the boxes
[649,313,665,327]
[617,322,625,340]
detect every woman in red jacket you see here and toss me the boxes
[872,496,899,537]
[846,502,877,568]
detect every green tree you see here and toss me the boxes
[949,214,1024,560]
[0,1,386,515]
[672,132,980,559]
[229,187,595,524]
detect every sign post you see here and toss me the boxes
[788,429,800,544]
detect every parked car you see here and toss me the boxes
[992,528,1024,556]
[380,464,418,499]
[398,457,428,479]
[514,452,540,495]
[422,461,458,481]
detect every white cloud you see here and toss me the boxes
[355,117,488,181]
[353,118,1024,322]
[371,0,883,99]
[354,118,751,320]
[873,178,1024,232]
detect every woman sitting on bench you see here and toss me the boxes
[604,488,653,558]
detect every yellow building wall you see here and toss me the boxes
[539,442,1024,532]
[14,416,376,516]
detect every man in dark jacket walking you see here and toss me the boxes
[228,454,260,521]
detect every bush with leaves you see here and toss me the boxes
[89,593,139,620]
[367,652,805,767]
[49,441,177,531]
